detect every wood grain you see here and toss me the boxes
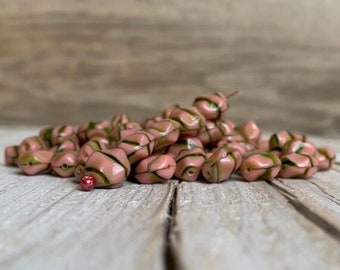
[1,129,340,270]
[172,180,340,270]
[0,1,340,137]
[0,129,176,270]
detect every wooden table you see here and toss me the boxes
[0,128,339,270]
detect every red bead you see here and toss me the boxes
[80,175,96,191]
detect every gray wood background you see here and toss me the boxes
[0,0,339,137]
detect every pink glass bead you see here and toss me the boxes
[218,133,244,145]
[117,130,155,164]
[77,139,108,164]
[257,140,270,151]
[202,146,242,183]
[167,106,206,137]
[167,137,204,159]
[18,136,48,157]
[77,120,111,144]
[84,148,131,188]
[197,120,233,146]
[234,120,262,144]
[174,148,206,181]
[4,145,19,166]
[141,116,163,129]
[162,104,180,119]
[240,151,282,181]
[269,130,306,151]
[53,135,80,153]
[111,114,130,129]
[111,122,142,142]
[282,139,317,156]
[134,154,176,184]
[216,141,248,157]
[315,147,336,171]
[51,125,75,145]
[18,150,54,175]
[279,153,318,179]
[193,92,228,120]
[146,119,180,151]
[51,151,78,177]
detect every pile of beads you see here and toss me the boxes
[4,91,336,191]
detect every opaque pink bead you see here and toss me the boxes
[51,125,75,145]
[77,140,108,164]
[146,119,180,151]
[18,150,54,175]
[197,120,233,146]
[111,114,130,129]
[134,154,176,184]
[235,120,262,144]
[51,151,78,177]
[174,148,206,181]
[18,136,48,157]
[279,153,318,179]
[202,146,241,183]
[167,106,206,137]
[316,147,336,170]
[117,131,155,164]
[4,145,19,166]
[282,139,317,156]
[240,151,281,181]
[193,92,228,120]
[269,130,305,151]
[85,148,131,188]
[111,122,142,142]
[167,137,204,159]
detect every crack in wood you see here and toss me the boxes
[267,180,340,242]
[164,182,183,270]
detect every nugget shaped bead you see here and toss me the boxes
[193,92,228,120]
[146,119,180,151]
[53,136,80,153]
[167,137,204,159]
[141,116,163,129]
[167,106,206,136]
[279,153,318,179]
[315,147,336,171]
[134,154,176,184]
[174,148,206,181]
[202,146,242,183]
[18,136,48,157]
[111,114,130,130]
[77,140,108,164]
[234,120,262,144]
[240,151,281,181]
[4,145,19,166]
[111,122,142,142]
[51,151,78,177]
[18,150,54,175]
[269,130,306,151]
[84,148,131,189]
[282,139,316,156]
[117,131,155,164]
[77,121,111,144]
[197,120,233,146]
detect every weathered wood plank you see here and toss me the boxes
[0,128,176,270]
[1,1,340,138]
[172,180,340,270]
[269,173,340,234]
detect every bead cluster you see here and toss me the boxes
[4,92,336,191]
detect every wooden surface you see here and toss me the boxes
[1,1,340,138]
[1,128,340,270]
